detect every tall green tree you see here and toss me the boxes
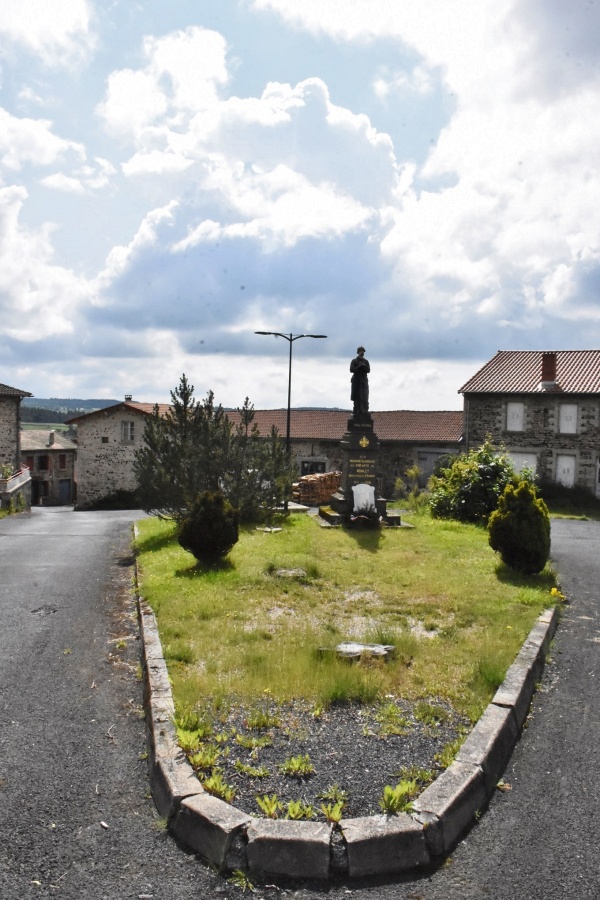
[134,375,294,522]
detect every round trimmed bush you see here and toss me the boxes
[488,480,550,574]
[178,491,239,563]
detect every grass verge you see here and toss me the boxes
[135,510,558,725]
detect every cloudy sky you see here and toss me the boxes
[1,0,599,411]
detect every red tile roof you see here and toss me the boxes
[226,409,463,443]
[0,383,32,398]
[67,402,463,443]
[65,401,170,424]
[460,350,600,395]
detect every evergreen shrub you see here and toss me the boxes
[488,480,550,574]
[178,491,239,563]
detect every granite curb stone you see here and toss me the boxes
[137,594,559,880]
[246,819,332,880]
[455,703,519,792]
[171,793,252,870]
[342,813,430,877]
[412,760,487,857]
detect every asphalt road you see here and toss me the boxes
[1,510,599,899]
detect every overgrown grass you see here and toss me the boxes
[135,512,558,723]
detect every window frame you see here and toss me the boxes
[120,420,135,442]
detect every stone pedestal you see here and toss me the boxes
[329,414,399,524]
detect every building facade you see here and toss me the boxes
[460,350,600,496]
[67,400,170,509]
[21,430,77,505]
[0,383,32,509]
[69,402,463,508]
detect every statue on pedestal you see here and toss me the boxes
[350,346,370,415]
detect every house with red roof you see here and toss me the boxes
[21,429,77,506]
[460,350,600,495]
[68,399,463,509]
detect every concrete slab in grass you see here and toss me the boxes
[171,792,252,871]
[456,703,518,792]
[150,754,204,821]
[246,819,332,881]
[412,761,487,857]
[492,660,535,730]
[342,813,429,877]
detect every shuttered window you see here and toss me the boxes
[506,402,524,431]
[558,404,577,434]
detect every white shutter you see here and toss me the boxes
[559,404,577,434]
[506,402,524,431]
[556,455,576,487]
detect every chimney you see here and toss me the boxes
[125,394,133,402]
[48,430,55,446]
[540,352,557,390]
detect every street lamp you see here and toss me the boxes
[255,331,327,508]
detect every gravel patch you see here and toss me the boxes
[189,698,470,820]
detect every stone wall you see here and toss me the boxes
[464,393,600,492]
[291,440,343,475]
[0,396,20,471]
[75,407,147,508]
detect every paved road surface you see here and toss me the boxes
[1,510,599,899]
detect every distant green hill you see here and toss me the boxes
[21,398,119,424]
[22,398,118,412]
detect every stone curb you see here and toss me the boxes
[138,594,559,881]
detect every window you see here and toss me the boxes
[25,456,34,471]
[508,451,537,474]
[506,401,524,432]
[38,455,49,471]
[556,454,576,487]
[301,460,327,476]
[120,420,135,442]
[101,436,109,444]
[559,404,577,434]
[58,454,67,470]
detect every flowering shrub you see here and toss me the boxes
[429,439,523,523]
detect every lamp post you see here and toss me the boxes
[254,331,327,508]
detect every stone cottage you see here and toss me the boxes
[0,382,32,509]
[21,430,77,505]
[66,399,170,509]
[68,400,463,508]
[460,349,600,495]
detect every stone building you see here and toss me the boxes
[21,430,77,505]
[66,399,169,509]
[68,401,463,508]
[460,350,600,495]
[228,409,463,494]
[0,382,32,509]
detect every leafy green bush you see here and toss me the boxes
[178,491,239,563]
[429,439,519,523]
[488,480,550,574]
